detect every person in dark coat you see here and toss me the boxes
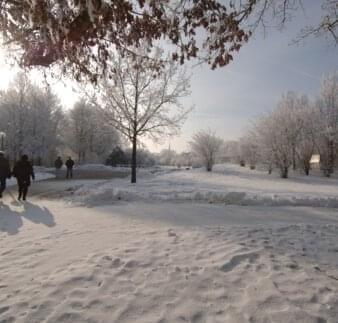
[54,156,63,170]
[12,155,35,201]
[65,157,74,179]
[0,151,11,198]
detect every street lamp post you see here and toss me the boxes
[0,132,6,151]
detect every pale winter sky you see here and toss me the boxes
[0,1,337,153]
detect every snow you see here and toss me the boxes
[6,169,55,188]
[75,164,120,171]
[1,164,338,322]
[71,163,338,207]
[1,198,338,322]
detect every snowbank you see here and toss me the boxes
[75,164,125,172]
[70,164,338,207]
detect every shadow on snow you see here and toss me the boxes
[0,201,55,235]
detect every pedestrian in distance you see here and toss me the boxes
[12,154,35,201]
[65,157,74,179]
[54,156,63,178]
[54,156,63,170]
[0,151,11,199]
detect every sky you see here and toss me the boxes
[0,1,337,153]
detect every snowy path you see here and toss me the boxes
[1,179,338,322]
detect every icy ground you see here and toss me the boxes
[0,164,338,322]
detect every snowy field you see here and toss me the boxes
[1,164,338,322]
[72,164,338,207]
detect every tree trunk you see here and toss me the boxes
[268,165,272,174]
[280,166,288,178]
[131,136,137,183]
[328,140,335,175]
[292,143,296,171]
[303,160,310,176]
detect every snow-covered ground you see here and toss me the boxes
[6,169,55,188]
[1,164,338,322]
[53,164,130,180]
[71,163,338,207]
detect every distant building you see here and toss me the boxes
[310,154,320,169]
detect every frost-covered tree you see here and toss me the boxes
[240,132,259,170]
[256,92,307,178]
[0,73,63,164]
[315,72,338,177]
[158,149,177,166]
[66,99,120,163]
[98,47,190,183]
[190,130,223,171]
[250,117,274,174]
[296,103,317,176]
[277,92,306,171]
[220,140,241,164]
[175,152,193,168]
[254,111,293,178]
[241,74,337,178]
[67,100,94,163]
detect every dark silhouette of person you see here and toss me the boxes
[65,157,74,179]
[0,151,11,198]
[54,156,63,170]
[12,155,35,201]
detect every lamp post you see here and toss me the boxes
[0,132,6,151]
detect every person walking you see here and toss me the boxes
[12,155,35,201]
[65,157,74,179]
[0,151,11,199]
[54,156,63,178]
[54,156,63,170]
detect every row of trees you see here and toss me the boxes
[0,47,191,183]
[239,72,338,178]
[0,74,121,165]
[164,72,338,177]
[0,74,63,163]
[0,50,191,185]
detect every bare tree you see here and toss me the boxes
[190,130,223,171]
[97,48,190,183]
[294,0,338,45]
[248,0,337,45]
